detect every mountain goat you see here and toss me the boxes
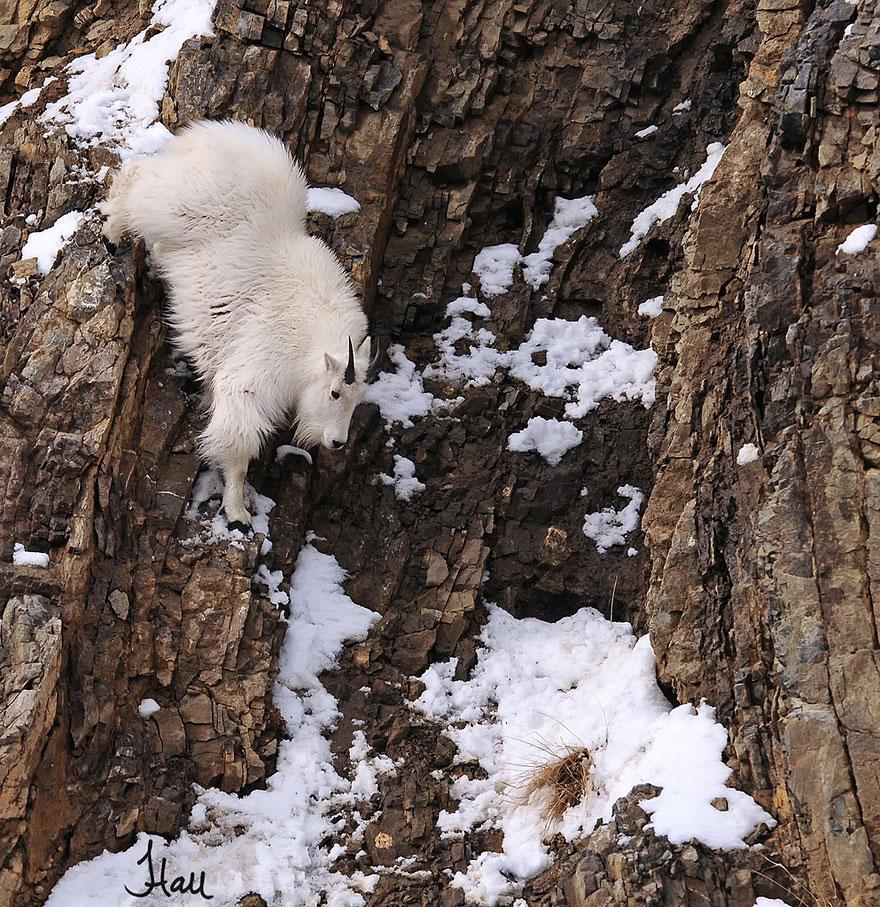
[103,119,372,530]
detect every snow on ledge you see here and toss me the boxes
[836,223,877,255]
[415,604,776,904]
[47,539,383,907]
[472,243,522,297]
[637,295,664,318]
[583,485,644,554]
[365,344,437,429]
[619,142,726,258]
[507,417,583,466]
[40,0,216,160]
[522,195,598,290]
[20,210,86,275]
[736,443,760,465]
[12,543,50,567]
[379,455,425,501]
[307,187,361,218]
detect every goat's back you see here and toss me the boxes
[111,119,309,251]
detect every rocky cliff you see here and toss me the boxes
[1,0,878,903]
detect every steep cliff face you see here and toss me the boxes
[0,0,878,903]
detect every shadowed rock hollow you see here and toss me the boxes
[1,0,879,903]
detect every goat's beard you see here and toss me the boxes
[291,418,321,449]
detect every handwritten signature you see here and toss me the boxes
[124,839,213,900]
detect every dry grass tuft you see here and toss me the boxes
[512,743,594,828]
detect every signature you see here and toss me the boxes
[124,839,213,900]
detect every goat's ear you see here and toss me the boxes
[356,336,372,364]
[324,352,339,372]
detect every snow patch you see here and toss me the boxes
[426,316,505,388]
[673,98,692,113]
[507,316,656,418]
[507,417,583,466]
[582,485,644,554]
[12,543,49,567]
[379,455,425,501]
[41,0,216,160]
[619,143,726,257]
[836,223,877,255]
[0,76,57,129]
[446,296,491,318]
[736,443,760,466]
[47,540,382,906]
[634,125,658,139]
[522,195,598,290]
[416,605,776,904]
[254,564,288,607]
[307,187,361,218]
[472,243,522,296]
[20,210,86,275]
[184,468,276,548]
[137,698,161,719]
[365,344,437,428]
[637,295,664,317]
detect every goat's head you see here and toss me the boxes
[295,335,373,450]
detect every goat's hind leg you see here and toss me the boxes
[201,390,264,534]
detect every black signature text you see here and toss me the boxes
[124,839,213,900]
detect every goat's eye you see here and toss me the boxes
[331,390,340,400]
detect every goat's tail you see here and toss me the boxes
[100,161,141,246]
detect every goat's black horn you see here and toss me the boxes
[344,336,356,384]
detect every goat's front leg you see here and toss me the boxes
[220,452,251,532]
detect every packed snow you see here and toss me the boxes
[12,543,50,567]
[415,604,776,903]
[506,316,657,418]
[379,455,426,501]
[507,417,583,466]
[47,540,384,907]
[582,485,644,554]
[673,98,692,113]
[426,315,505,387]
[634,125,658,139]
[638,295,664,317]
[836,223,877,255]
[20,210,86,275]
[254,563,289,607]
[41,0,216,160]
[472,243,522,296]
[736,443,760,465]
[307,187,361,218]
[185,468,275,550]
[365,344,437,428]
[0,76,56,129]
[446,296,491,318]
[137,698,161,719]
[753,899,793,907]
[522,195,598,290]
[619,142,726,257]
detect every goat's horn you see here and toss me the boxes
[344,336,356,384]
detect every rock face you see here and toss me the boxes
[0,0,878,903]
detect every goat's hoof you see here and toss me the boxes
[227,520,252,535]
[102,236,118,255]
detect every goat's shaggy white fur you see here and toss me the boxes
[104,119,370,527]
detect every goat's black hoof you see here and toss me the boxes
[227,520,252,535]
[102,237,118,255]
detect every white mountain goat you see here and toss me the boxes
[103,119,372,530]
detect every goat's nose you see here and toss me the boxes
[332,440,344,449]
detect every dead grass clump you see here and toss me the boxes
[517,744,594,826]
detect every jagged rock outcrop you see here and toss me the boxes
[1,0,878,903]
